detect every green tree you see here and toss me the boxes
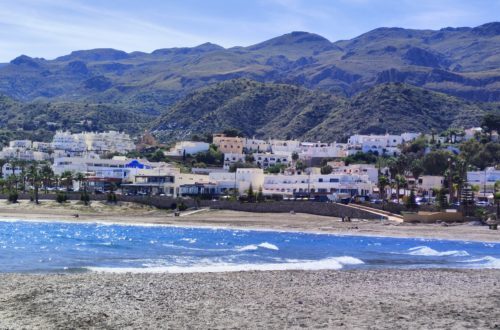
[481,113,500,140]
[320,165,333,175]
[60,170,74,192]
[26,164,41,204]
[247,184,254,202]
[377,175,390,201]
[256,186,264,202]
[40,163,54,194]
[422,150,454,175]
[405,189,418,210]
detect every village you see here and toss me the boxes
[0,127,498,207]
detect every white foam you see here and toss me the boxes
[180,238,197,244]
[407,246,469,257]
[258,242,279,250]
[86,256,364,274]
[237,244,259,251]
[462,256,500,269]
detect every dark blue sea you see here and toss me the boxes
[0,220,499,273]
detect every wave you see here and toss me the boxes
[236,242,279,252]
[180,238,197,244]
[86,256,364,274]
[462,256,500,269]
[407,246,469,257]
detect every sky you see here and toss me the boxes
[0,0,498,62]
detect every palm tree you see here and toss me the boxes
[74,172,86,191]
[60,171,74,192]
[27,164,41,204]
[377,175,390,202]
[40,164,54,194]
[395,174,407,204]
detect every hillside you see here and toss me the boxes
[0,22,499,109]
[0,94,156,144]
[152,80,498,142]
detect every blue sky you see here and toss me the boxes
[0,0,498,62]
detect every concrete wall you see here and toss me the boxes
[0,194,385,220]
[403,211,465,223]
[206,200,386,220]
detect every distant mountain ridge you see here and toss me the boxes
[152,79,498,142]
[0,22,499,106]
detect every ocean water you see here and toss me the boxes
[0,220,499,273]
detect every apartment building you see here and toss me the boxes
[212,134,244,154]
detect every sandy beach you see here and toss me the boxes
[0,269,499,329]
[1,200,499,329]
[0,200,499,243]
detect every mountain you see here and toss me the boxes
[0,22,499,107]
[152,79,498,142]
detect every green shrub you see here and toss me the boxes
[56,192,68,203]
[106,192,117,203]
[8,191,18,203]
[178,201,188,211]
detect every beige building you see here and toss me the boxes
[213,134,244,154]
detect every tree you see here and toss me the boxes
[245,154,255,163]
[422,150,454,175]
[394,174,407,204]
[410,159,424,182]
[247,184,255,202]
[481,113,500,140]
[291,152,299,163]
[256,186,264,202]
[60,170,74,192]
[377,175,390,201]
[26,164,41,204]
[320,165,333,175]
[295,160,306,172]
[222,128,241,137]
[40,163,54,194]
[229,162,257,172]
[75,172,89,205]
[435,188,448,209]
[405,189,418,210]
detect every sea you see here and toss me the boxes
[0,219,499,273]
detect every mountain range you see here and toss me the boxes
[0,22,499,143]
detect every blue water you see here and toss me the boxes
[0,220,499,273]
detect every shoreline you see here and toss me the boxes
[2,214,500,245]
[0,201,499,243]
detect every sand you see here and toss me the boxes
[1,200,499,329]
[0,270,499,329]
[0,200,499,243]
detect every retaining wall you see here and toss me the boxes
[0,194,385,219]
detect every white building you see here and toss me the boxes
[467,167,500,193]
[269,139,301,153]
[347,133,418,156]
[165,141,209,157]
[223,153,246,171]
[328,162,379,184]
[244,138,271,153]
[263,172,374,198]
[1,163,23,178]
[253,152,291,169]
[52,131,135,156]
[209,168,265,195]
[0,139,51,161]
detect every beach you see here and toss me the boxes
[0,269,499,329]
[1,200,499,329]
[0,200,499,243]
